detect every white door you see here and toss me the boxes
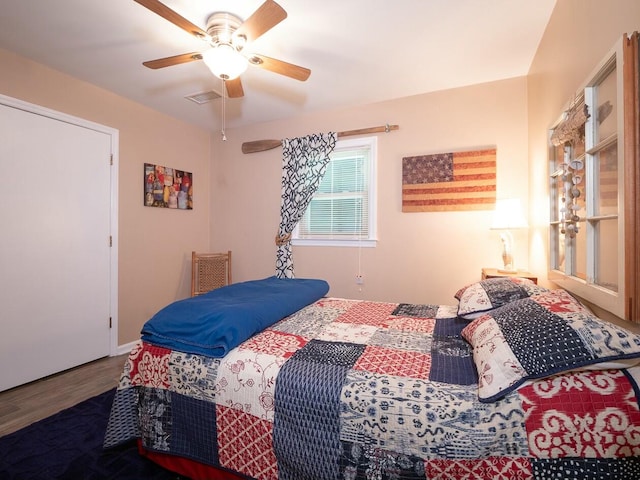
[0,98,115,391]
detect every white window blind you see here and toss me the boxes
[293,136,377,247]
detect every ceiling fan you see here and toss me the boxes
[134,0,311,98]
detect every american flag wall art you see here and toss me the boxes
[402,148,497,212]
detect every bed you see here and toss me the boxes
[104,276,640,479]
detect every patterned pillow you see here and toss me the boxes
[461,289,640,402]
[455,277,548,319]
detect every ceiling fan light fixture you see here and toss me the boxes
[202,44,248,80]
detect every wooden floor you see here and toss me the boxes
[0,354,128,437]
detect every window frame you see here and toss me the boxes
[548,40,626,318]
[292,136,377,248]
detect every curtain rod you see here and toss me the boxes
[241,124,400,154]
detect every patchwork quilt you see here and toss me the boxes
[104,298,640,480]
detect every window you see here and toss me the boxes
[548,41,627,317]
[293,136,377,247]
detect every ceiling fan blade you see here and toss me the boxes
[225,78,245,98]
[234,0,287,44]
[134,0,208,40]
[248,54,310,81]
[143,52,203,69]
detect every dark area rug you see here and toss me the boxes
[0,389,182,479]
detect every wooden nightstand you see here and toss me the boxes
[481,268,537,284]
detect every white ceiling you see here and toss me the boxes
[0,0,556,132]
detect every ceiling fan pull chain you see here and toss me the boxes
[221,78,227,141]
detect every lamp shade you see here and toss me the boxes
[202,45,248,80]
[491,198,528,230]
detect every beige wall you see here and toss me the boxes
[526,0,640,304]
[0,48,212,345]
[211,77,530,305]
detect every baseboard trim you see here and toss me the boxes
[115,341,137,356]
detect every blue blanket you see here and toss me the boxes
[141,276,329,357]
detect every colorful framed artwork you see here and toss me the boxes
[144,163,193,209]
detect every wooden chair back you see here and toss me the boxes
[191,250,232,297]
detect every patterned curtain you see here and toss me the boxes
[275,132,337,278]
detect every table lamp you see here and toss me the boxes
[490,198,528,273]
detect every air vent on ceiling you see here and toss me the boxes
[184,90,221,105]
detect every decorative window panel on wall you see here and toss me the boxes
[401,148,496,212]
